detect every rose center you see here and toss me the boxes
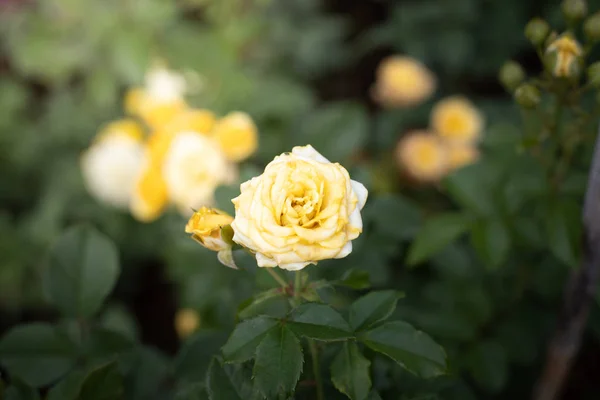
[279,178,325,228]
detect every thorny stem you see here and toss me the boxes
[266,268,288,288]
[309,339,325,400]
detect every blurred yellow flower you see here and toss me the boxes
[212,112,258,162]
[174,308,200,339]
[95,119,144,143]
[81,134,145,209]
[130,160,169,222]
[430,96,483,145]
[546,34,583,77]
[396,131,448,182]
[231,145,368,271]
[185,207,234,251]
[124,64,188,129]
[447,145,479,171]
[372,56,436,108]
[164,108,216,136]
[163,132,237,214]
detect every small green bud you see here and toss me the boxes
[587,62,600,87]
[525,18,550,46]
[562,0,588,21]
[499,61,526,91]
[584,12,600,41]
[514,84,541,109]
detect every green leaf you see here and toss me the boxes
[47,361,124,400]
[221,317,278,363]
[46,371,86,400]
[0,323,77,387]
[237,289,289,320]
[359,321,447,378]
[330,342,371,400]
[84,327,135,364]
[407,213,471,266]
[4,380,40,400]
[43,225,121,317]
[175,331,229,384]
[349,291,403,331]
[470,219,511,270]
[288,303,353,341]
[78,361,124,400]
[253,325,304,399]
[206,359,243,400]
[337,269,371,290]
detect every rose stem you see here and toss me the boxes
[294,271,303,301]
[265,268,288,288]
[309,339,324,400]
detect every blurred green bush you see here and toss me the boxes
[1,0,600,399]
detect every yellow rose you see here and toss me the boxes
[546,34,583,77]
[81,134,145,209]
[372,56,436,108]
[185,207,234,251]
[174,308,200,339]
[447,145,479,171]
[124,65,188,129]
[130,159,169,222]
[95,119,145,143]
[430,96,484,145]
[396,131,448,182]
[164,108,216,136]
[163,132,237,213]
[230,145,368,271]
[212,112,258,162]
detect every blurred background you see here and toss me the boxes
[2,0,600,399]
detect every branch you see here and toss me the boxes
[533,124,600,400]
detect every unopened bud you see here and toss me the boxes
[514,84,541,109]
[584,12,600,41]
[562,0,588,21]
[499,61,526,91]
[587,62,600,87]
[525,18,550,46]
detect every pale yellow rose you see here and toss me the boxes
[396,131,448,182]
[162,132,237,214]
[174,308,200,339]
[185,206,234,251]
[81,135,145,209]
[447,145,479,171]
[372,56,436,108]
[230,145,368,271]
[212,112,258,162]
[430,96,484,144]
[124,64,188,129]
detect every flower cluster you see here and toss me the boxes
[396,96,484,182]
[81,63,258,222]
[186,145,368,271]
